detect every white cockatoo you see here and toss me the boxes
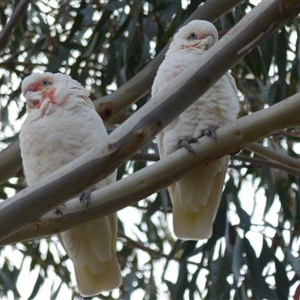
[152,20,240,240]
[19,72,122,296]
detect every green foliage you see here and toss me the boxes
[1,0,300,299]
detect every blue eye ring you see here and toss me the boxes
[188,33,198,40]
[41,80,51,86]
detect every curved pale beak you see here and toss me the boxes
[24,90,42,108]
[204,35,215,50]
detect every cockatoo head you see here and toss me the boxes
[22,72,93,113]
[171,20,218,51]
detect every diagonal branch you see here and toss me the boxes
[2,90,300,245]
[247,143,300,169]
[0,0,243,185]
[95,0,244,124]
[0,0,299,242]
[231,154,300,177]
[0,0,31,53]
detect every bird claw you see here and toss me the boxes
[202,126,218,142]
[80,188,95,209]
[180,126,218,155]
[180,137,198,155]
[55,204,66,217]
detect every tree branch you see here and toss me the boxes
[2,90,300,245]
[231,154,300,177]
[247,143,300,169]
[0,0,31,53]
[0,0,299,242]
[131,152,159,162]
[118,232,169,260]
[276,129,300,139]
[95,0,244,125]
[0,0,244,185]
[0,141,23,184]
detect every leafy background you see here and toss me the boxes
[1,0,300,299]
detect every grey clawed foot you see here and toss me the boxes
[180,137,199,155]
[202,126,218,142]
[55,204,66,217]
[80,188,96,209]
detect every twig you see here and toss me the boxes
[275,129,300,139]
[118,232,169,259]
[246,143,300,169]
[0,0,31,53]
[231,154,300,177]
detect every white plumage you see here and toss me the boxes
[19,72,122,296]
[152,20,240,240]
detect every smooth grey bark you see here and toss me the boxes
[0,0,299,242]
[94,0,244,124]
[0,0,244,185]
[2,90,300,245]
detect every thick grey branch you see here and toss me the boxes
[0,0,299,242]
[2,91,300,245]
[0,0,243,184]
[95,0,244,124]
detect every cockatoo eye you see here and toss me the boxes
[41,80,51,87]
[188,33,198,40]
